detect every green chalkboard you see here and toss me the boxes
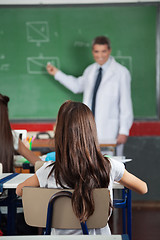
[0,5,157,120]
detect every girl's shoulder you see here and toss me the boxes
[107,157,125,182]
[36,160,54,175]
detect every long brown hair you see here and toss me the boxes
[50,101,111,222]
[0,93,14,172]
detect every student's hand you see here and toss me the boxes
[46,63,58,76]
[116,134,128,145]
[18,139,41,165]
[22,139,30,149]
[16,174,40,196]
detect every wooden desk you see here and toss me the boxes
[31,138,116,156]
[14,140,117,174]
[31,138,55,156]
[0,234,129,240]
[32,139,116,149]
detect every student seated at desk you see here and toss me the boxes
[0,93,41,173]
[16,101,148,235]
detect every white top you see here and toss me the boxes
[12,130,19,150]
[55,56,133,143]
[36,158,125,235]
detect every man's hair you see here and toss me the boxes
[92,36,111,49]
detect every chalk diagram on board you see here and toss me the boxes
[26,21,50,46]
[114,51,133,74]
[27,55,60,74]
[0,29,10,71]
[74,41,90,47]
[0,54,10,71]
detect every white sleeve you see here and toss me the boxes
[12,130,19,150]
[109,158,125,182]
[119,68,133,136]
[54,70,86,94]
[36,161,53,187]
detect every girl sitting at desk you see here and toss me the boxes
[0,93,41,173]
[16,100,147,235]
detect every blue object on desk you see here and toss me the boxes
[45,152,56,162]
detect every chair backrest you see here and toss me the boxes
[34,160,44,172]
[22,187,110,230]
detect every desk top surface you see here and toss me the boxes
[0,173,124,190]
[0,173,33,189]
[0,235,127,240]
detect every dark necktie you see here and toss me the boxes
[91,67,102,116]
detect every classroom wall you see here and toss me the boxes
[124,136,160,201]
[2,1,160,202]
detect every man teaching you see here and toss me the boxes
[46,36,133,155]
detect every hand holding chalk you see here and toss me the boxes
[46,62,58,76]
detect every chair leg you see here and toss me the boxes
[81,222,89,235]
[122,189,126,234]
[127,190,132,240]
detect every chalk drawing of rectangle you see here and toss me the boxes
[114,56,132,73]
[26,21,49,42]
[27,57,60,74]
[0,64,10,71]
